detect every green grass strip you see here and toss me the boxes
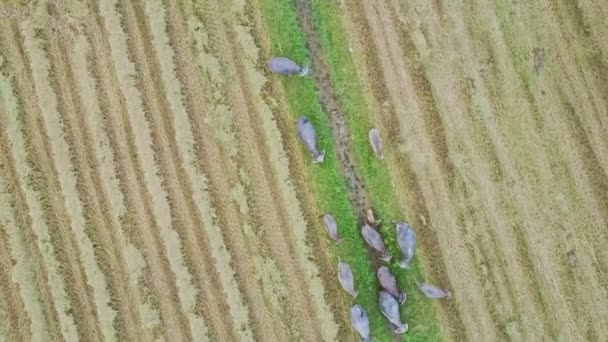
[259,0,444,340]
[308,0,444,340]
[258,0,396,340]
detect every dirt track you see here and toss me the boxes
[0,0,607,341]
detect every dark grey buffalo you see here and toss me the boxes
[368,128,384,160]
[419,282,451,299]
[396,222,416,269]
[350,304,372,342]
[338,260,358,298]
[322,213,342,244]
[361,224,391,262]
[267,57,309,76]
[379,291,408,334]
[296,117,325,163]
[377,266,406,304]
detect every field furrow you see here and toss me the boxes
[0,223,31,342]
[226,65,323,341]
[470,0,606,338]
[455,6,566,339]
[0,18,104,341]
[41,12,154,340]
[470,6,588,326]
[142,0,256,340]
[532,0,608,251]
[87,0,195,339]
[115,0,241,340]
[458,75,547,339]
[221,0,340,340]
[387,3,516,337]
[547,0,608,154]
[189,2,326,340]
[539,0,608,304]
[21,19,113,342]
[159,0,287,340]
[0,80,63,342]
[166,1,284,339]
[453,42,550,338]
[72,30,161,340]
[71,32,148,326]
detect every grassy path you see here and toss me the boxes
[259,0,444,340]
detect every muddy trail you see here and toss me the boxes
[292,1,406,340]
[293,0,371,221]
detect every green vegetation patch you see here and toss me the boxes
[258,0,394,340]
[259,0,444,340]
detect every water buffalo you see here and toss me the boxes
[296,117,325,163]
[350,305,372,342]
[322,213,342,244]
[338,260,358,298]
[379,291,408,334]
[267,57,309,76]
[419,282,451,299]
[361,224,391,262]
[395,222,416,268]
[377,266,406,304]
[368,128,384,160]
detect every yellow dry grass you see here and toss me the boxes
[0,0,339,340]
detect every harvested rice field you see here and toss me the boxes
[0,0,606,341]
